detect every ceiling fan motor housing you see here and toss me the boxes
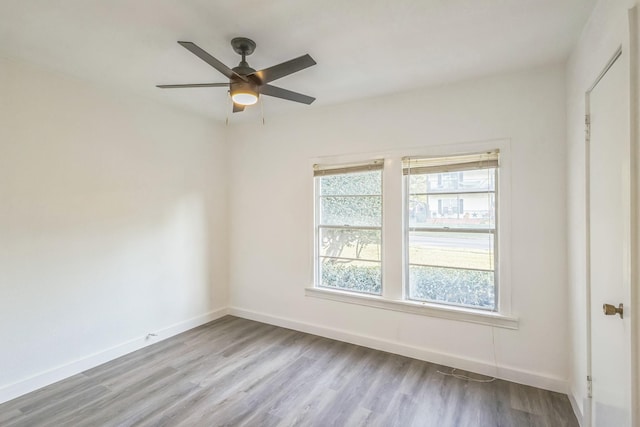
[232,63,256,78]
[230,61,259,103]
[231,79,258,95]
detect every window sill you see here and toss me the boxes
[305,287,518,330]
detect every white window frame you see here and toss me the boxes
[402,151,499,311]
[306,140,517,329]
[313,160,384,295]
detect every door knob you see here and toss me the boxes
[603,303,623,319]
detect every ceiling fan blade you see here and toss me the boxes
[260,84,315,104]
[156,83,229,89]
[178,41,247,81]
[233,103,245,113]
[251,54,316,84]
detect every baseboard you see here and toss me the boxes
[0,307,228,405]
[229,306,568,394]
[568,387,586,426]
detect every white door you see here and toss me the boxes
[587,46,633,426]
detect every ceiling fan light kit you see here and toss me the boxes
[230,80,259,106]
[231,91,258,106]
[157,37,316,114]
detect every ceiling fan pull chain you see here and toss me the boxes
[261,96,265,125]
[226,92,231,126]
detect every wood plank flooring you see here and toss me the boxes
[0,316,578,426]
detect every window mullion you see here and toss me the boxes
[382,158,403,300]
[408,227,495,234]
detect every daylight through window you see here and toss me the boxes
[403,151,499,310]
[314,161,383,295]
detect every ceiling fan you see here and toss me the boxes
[157,37,317,113]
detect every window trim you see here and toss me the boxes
[304,286,518,329]
[308,139,516,329]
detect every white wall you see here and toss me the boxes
[228,64,569,391]
[565,0,638,423]
[0,56,229,402]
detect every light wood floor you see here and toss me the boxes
[0,316,578,426]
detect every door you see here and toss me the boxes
[587,45,633,426]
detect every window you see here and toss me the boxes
[403,151,499,310]
[308,144,515,329]
[314,161,383,295]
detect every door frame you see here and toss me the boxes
[584,7,639,427]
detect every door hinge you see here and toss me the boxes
[585,114,591,143]
[587,375,593,398]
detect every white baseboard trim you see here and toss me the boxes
[568,388,585,427]
[0,307,228,405]
[229,306,568,394]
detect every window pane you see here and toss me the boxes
[316,167,383,295]
[408,231,494,270]
[408,193,495,229]
[319,170,382,196]
[458,168,495,192]
[319,228,381,262]
[409,169,495,193]
[320,195,382,226]
[319,258,381,295]
[408,265,495,309]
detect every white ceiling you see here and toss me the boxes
[1,0,596,123]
